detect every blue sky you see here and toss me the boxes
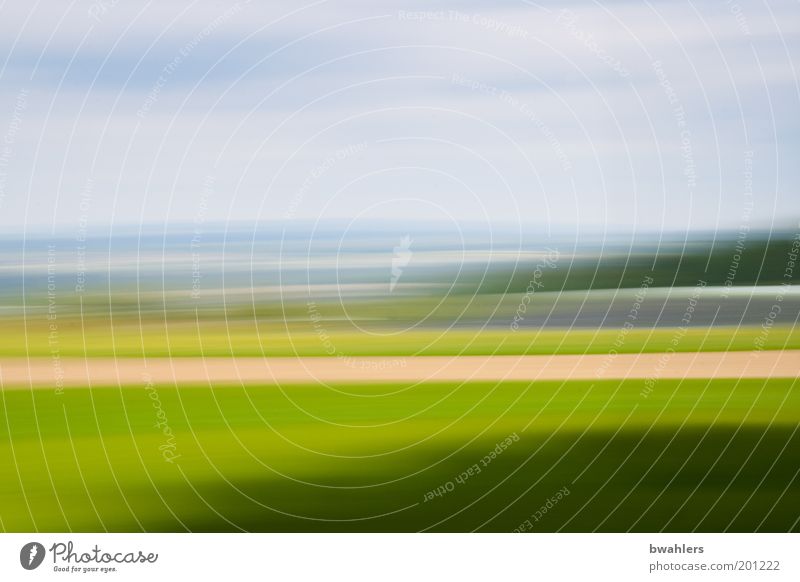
[0,0,798,233]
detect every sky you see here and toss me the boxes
[0,0,798,234]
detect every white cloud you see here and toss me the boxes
[0,0,797,231]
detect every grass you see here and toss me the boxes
[0,318,798,357]
[1,377,798,532]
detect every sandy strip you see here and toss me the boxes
[0,351,797,389]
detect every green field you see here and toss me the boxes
[1,377,798,532]
[1,319,797,357]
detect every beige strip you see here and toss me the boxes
[0,351,798,388]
